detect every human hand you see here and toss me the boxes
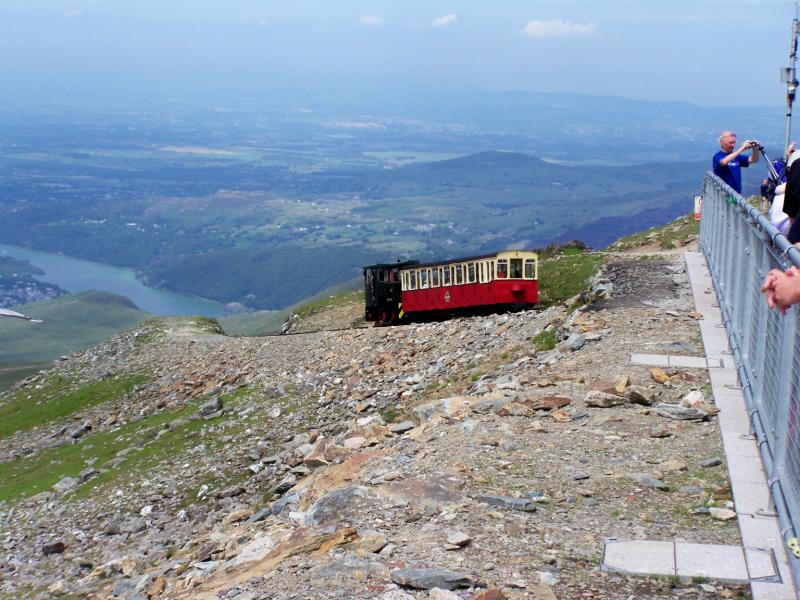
[789,141,797,155]
[763,267,800,314]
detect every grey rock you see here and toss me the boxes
[70,422,92,439]
[199,397,223,419]
[390,567,475,590]
[700,456,722,468]
[563,333,586,351]
[390,420,416,434]
[626,472,668,490]
[471,397,514,414]
[52,477,79,494]
[248,507,272,523]
[270,492,300,516]
[273,474,297,495]
[475,494,536,512]
[445,530,471,547]
[122,517,147,534]
[304,486,370,526]
[79,467,98,482]
[653,403,707,420]
[537,349,564,366]
[168,418,188,432]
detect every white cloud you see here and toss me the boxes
[359,15,385,27]
[521,19,597,39]
[432,14,459,28]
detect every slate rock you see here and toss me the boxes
[475,494,536,512]
[653,403,706,420]
[273,474,297,495]
[390,567,475,590]
[248,507,273,523]
[626,472,668,490]
[700,456,722,468]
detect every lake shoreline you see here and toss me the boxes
[0,244,226,317]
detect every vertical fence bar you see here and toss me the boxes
[701,173,800,595]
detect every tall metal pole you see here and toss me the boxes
[784,6,800,153]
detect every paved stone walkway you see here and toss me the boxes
[601,251,797,599]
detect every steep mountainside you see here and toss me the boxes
[0,223,749,599]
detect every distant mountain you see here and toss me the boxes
[0,291,150,364]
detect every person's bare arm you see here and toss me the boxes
[720,140,753,165]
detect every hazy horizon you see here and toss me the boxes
[1,1,796,110]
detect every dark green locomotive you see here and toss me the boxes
[363,260,419,325]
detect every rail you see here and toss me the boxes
[700,172,800,589]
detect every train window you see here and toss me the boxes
[431,268,439,287]
[489,261,494,281]
[443,267,451,286]
[409,271,417,290]
[510,259,523,278]
[420,270,428,288]
[379,269,388,282]
[455,264,464,284]
[497,259,508,278]
[467,263,476,283]
[478,262,484,283]
[525,259,536,279]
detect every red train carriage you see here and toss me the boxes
[363,250,538,324]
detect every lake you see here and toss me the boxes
[0,244,226,317]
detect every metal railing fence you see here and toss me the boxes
[700,172,800,590]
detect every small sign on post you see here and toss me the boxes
[694,195,703,220]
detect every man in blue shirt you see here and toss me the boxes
[713,130,760,193]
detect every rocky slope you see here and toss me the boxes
[0,232,750,599]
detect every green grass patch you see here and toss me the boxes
[609,214,699,251]
[537,250,603,307]
[532,330,556,352]
[380,407,401,423]
[0,372,147,440]
[0,385,257,504]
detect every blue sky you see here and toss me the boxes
[0,1,795,107]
